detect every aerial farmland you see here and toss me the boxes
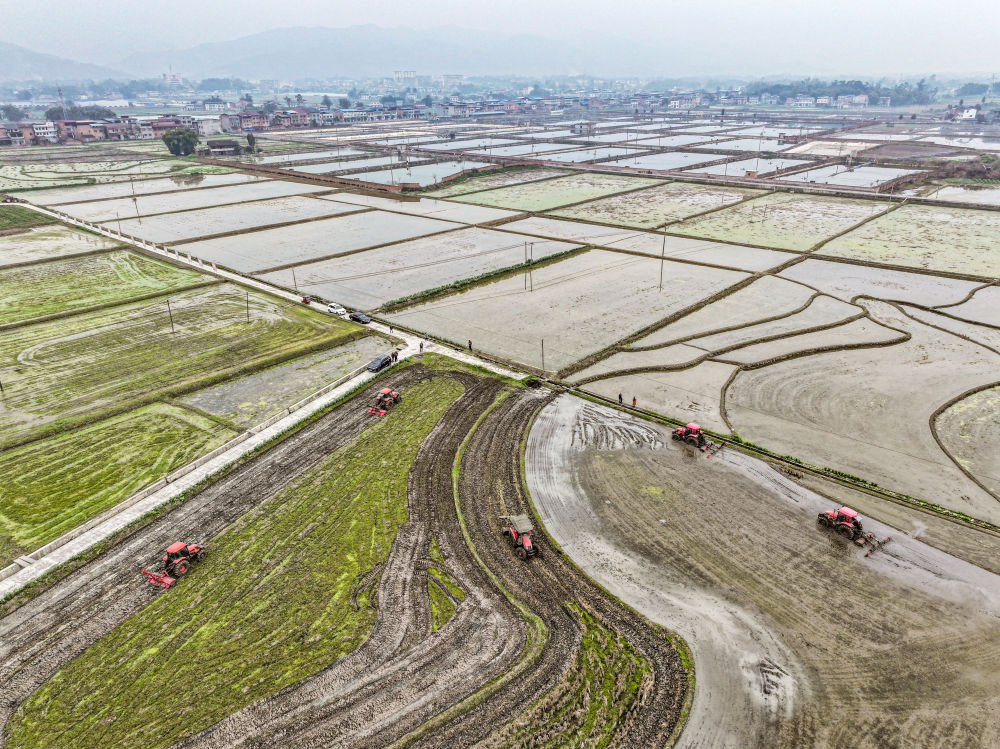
[1,111,999,749]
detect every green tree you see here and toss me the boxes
[1,104,28,120]
[380,95,397,106]
[44,104,116,121]
[422,95,433,106]
[321,94,332,107]
[284,96,292,107]
[242,93,254,106]
[295,93,304,105]
[338,97,350,108]
[246,132,257,152]
[15,90,32,100]
[161,127,199,156]
[261,100,278,114]
[958,82,989,96]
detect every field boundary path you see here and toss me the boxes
[0,203,524,599]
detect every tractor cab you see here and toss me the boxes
[369,387,402,415]
[671,422,708,449]
[824,507,860,526]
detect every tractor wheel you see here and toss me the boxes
[174,561,190,576]
[516,547,528,561]
[837,525,854,539]
[194,550,206,562]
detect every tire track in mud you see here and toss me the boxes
[0,366,437,746]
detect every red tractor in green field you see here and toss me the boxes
[369,387,402,415]
[142,542,206,589]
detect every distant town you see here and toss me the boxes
[2,72,998,148]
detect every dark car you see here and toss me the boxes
[367,354,393,373]
[349,312,371,324]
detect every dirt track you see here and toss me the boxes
[527,395,1000,749]
[0,366,687,748]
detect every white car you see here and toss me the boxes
[327,303,347,315]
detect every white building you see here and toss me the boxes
[32,122,58,143]
[194,117,222,136]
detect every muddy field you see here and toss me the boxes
[23,173,265,206]
[454,172,662,212]
[528,396,1000,749]
[550,181,764,228]
[821,204,1000,278]
[0,225,119,268]
[424,167,568,197]
[386,249,747,372]
[0,365,687,748]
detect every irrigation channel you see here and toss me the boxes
[0,365,687,748]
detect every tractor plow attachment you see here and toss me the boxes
[367,407,388,415]
[141,568,176,589]
[863,536,892,557]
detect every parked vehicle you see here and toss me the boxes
[327,303,347,315]
[349,312,371,324]
[367,354,393,372]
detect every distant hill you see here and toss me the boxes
[117,25,675,79]
[0,41,127,82]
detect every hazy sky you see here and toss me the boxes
[7,0,1000,75]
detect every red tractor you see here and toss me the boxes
[500,514,538,560]
[141,542,206,589]
[368,387,401,415]
[672,422,708,450]
[817,506,864,541]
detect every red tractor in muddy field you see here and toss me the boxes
[141,542,206,588]
[500,514,538,560]
[817,506,892,556]
[672,422,708,450]
[368,387,402,415]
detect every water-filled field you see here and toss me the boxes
[23,173,266,205]
[348,161,492,187]
[454,172,662,211]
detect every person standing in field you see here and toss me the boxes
[618,393,623,404]
[632,396,637,407]
[419,341,424,353]
[468,339,473,351]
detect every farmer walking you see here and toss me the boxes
[618,393,623,404]
[632,396,637,407]
[468,339,473,352]
[419,341,424,353]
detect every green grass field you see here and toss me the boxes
[7,378,463,749]
[0,205,58,230]
[0,284,360,447]
[0,403,235,567]
[0,250,209,325]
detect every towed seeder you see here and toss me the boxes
[141,542,205,589]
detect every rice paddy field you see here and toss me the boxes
[285,154,412,175]
[932,185,1000,206]
[0,159,232,191]
[467,143,576,157]
[258,227,580,310]
[778,165,923,187]
[178,336,387,428]
[601,151,725,171]
[57,181,333,223]
[22,173,267,206]
[347,161,492,187]
[179,211,459,273]
[670,192,888,251]
[105,195,364,244]
[0,283,359,446]
[424,167,569,197]
[386,249,747,371]
[0,250,208,325]
[684,156,813,176]
[0,224,120,267]
[453,172,662,212]
[820,204,1000,277]
[526,146,647,163]
[315,192,519,224]
[549,181,764,228]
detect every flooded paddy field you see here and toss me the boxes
[453,172,662,211]
[179,336,387,428]
[778,165,924,187]
[0,225,120,267]
[347,160,492,187]
[180,210,459,273]
[315,192,519,224]
[670,192,887,251]
[821,204,1000,277]
[105,196,363,244]
[499,216,794,271]
[418,138,521,151]
[694,138,788,152]
[550,181,764,228]
[386,249,747,371]
[935,385,1000,497]
[425,168,570,197]
[55,180,332,223]
[23,173,266,206]
[284,154,412,174]
[0,159,230,192]
[466,142,576,157]
[600,151,724,171]
[259,227,579,310]
[525,146,648,163]
[241,148,369,164]
[940,285,1000,326]
[684,156,813,176]
[932,185,1000,206]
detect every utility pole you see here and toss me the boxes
[166,300,175,333]
[659,232,666,291]
[130,177,141,224]
[292,267,298,290]
[540,339,545,372]
[246,291,250,323]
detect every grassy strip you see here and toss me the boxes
[427,575,456,631]
[0,205,59,230]
[380,246,586,313]
[390,389,549,748]
[478,603,651,749]
[0,403,235,569]
[7,377,464,749]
